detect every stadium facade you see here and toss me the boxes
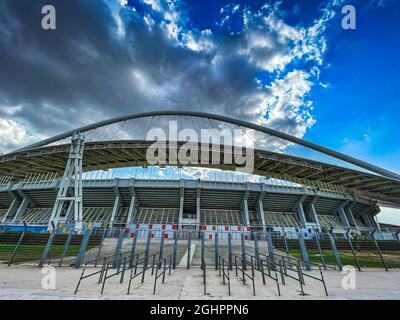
[0,111,399,239]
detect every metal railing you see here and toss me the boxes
[217,255,231,295]
[230,253,256,296]
[266,252,328,296]
[153,254,173,295]
[127,252,159,295]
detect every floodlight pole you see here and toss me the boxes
[48,133,85,233]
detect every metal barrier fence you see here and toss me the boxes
[231,253,256,296]
[217,255,231,295]
[153,255,172,295]
[2,226,399,270]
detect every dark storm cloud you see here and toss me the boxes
[0,0,332,152]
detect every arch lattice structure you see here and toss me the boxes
[1,111,400,205]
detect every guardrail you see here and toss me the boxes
[202,255,207,295]
[230,253,256,296]
[217,255,231,295]
[153,254,172,295]
[265,252,328,296]
[74,256,108,294]
[74,250,145,294]
[127,252,159,295]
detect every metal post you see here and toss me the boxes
[141,231,152,283]
[172,230,179,269]
[144,229,152,263]
[214,231,219,269]
[228,232,232,270]
[346,229,361,271]
[327,232,342,271]
[266,231,274,264]
[39,230,56,267]
[113,229,125,268]
[281,229,290,257]
[129,231,138,268]
[372,237,388,271]
[74,228,92,268]
[314,232,326,270]
[241,231,246,270]
[187,231,192,269]
[159,231,165,269]
[59,229,73,266]
[253,231,260,269]
[298,232,311,271]
[94,228,107,267]
[8,222,27,266]
[201,231,205,270]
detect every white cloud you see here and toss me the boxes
[0,0,340,153]
[0,119,37,154]
[264,70,315,137]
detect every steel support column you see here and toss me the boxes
[126,180,137,225]
[110,181,121,227]
[256,185,267,231]
[241,186,250,226]
[308,196,321,230]
[74,228,91,268]
[2,192,20,223]
[298,231,311,271]
[48,133,84,232]
[327,233,342,271]
[196,181,201,228]
[178,180,184,230]
[335,201,350,228]
[295,195,307,228]
[345,202,358,231]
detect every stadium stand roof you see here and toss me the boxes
[1,111,400,205]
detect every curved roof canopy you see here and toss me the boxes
[2,111,400,205]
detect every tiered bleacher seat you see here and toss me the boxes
[248,211,261,226]
[264,211,301,228]
[319,215,344,229]
[22,208,52,224]
[0,208,7,221]
[200,209,244,225]
[133,208,180,224]
[82,207,113,224]
[114,207,129,225]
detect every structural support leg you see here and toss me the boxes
[39,231,56,267]
[113,229,125,267]
[337,207,350,228]
[296,202,307,228]
[327,233,342,271]
[187,231,192,269]
[3,197,20,223]
[129,231,138,268]
[228,232,232,270]
[214,231,219,269]
[298,232,311,271]
[253,231,260,269]
[48,133,85,233]
[172,231,179,269]
[309,202,321,230]
[74,228,91,268]
[241,231,246,270]
[159,231,165,269]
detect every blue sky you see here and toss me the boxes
[0,0,399,174]
[180,0,400,172]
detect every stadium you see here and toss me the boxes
[0,111,399,299]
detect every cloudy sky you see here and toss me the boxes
[0,0,399,172]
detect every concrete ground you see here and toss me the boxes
[0,239,400,300]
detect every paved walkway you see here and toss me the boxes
[0,263,399,299]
